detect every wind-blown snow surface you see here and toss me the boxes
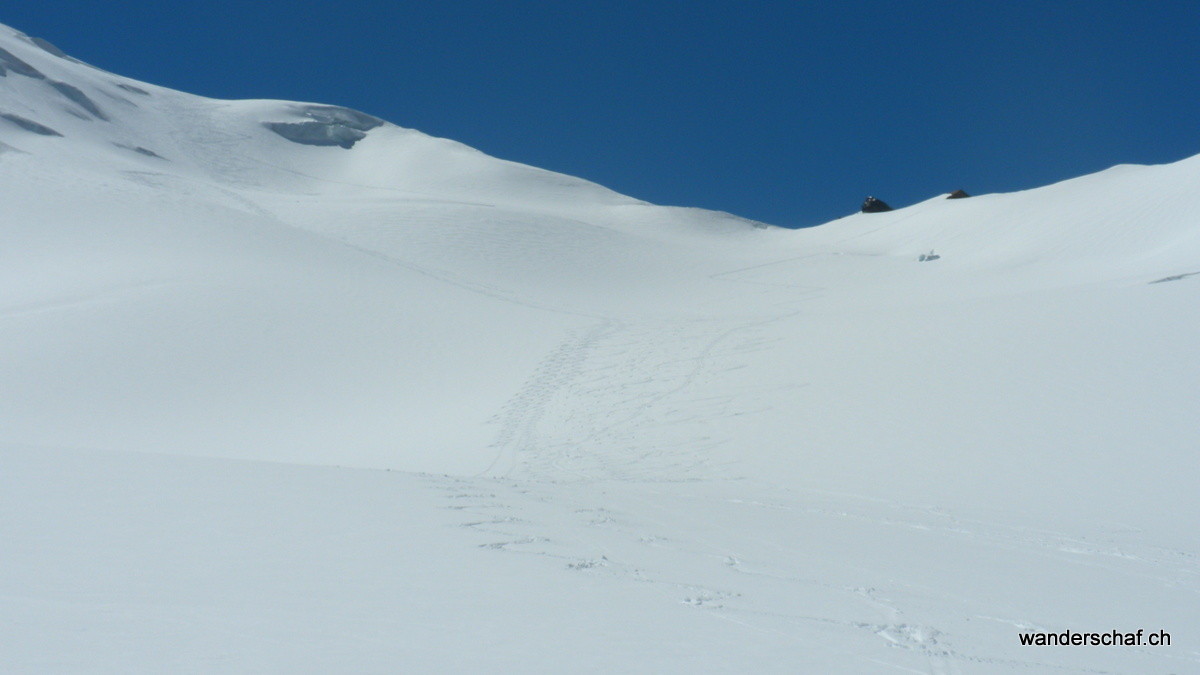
[1,22,1197,673]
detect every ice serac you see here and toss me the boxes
[264,104,385,148]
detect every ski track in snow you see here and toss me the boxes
[422,470,1197,673]
[431,251,1198,672]
[433,258,1197,672]
[483,255,826,484]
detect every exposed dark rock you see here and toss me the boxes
[98,88,139,108]
[861,196,893,213]
[0,47,46,79]
[30,37,68,59]
[1150,271,1200,284]
[0,112,62,137]
[116,83,150,96]
[947,189,970,199]
[49,81,107,120]
[114,143,165,159]
[264,105,385,149]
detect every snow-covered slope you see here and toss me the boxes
[0,22,768,473]
[2,22,1197,673]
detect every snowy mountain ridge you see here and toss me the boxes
[0,22,766,237]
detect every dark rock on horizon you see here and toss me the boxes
[861,196,892,213]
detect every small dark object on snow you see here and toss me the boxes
[918,250,940,262]
[947,189,970,199]
[861,196,892,213]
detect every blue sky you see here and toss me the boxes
[7,1,1199,226]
